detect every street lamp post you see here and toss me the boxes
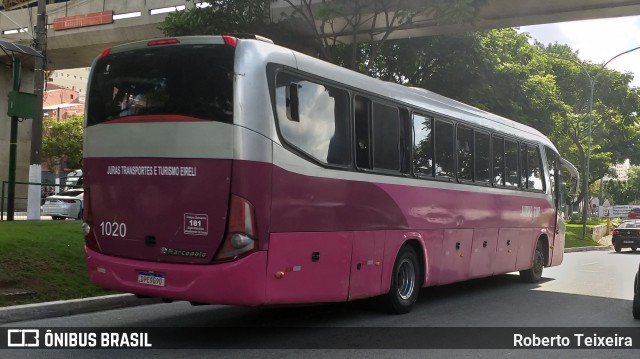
[544,45,640,240]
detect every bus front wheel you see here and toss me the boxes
[520,240,544,283]
[382,244,421,314]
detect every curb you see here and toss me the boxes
[0,246,614,324]
[564,245,613,253]
[0,294,162,324]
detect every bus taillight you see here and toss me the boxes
[215,194,257,261]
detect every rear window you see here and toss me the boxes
[57,190,83,197]
[87,44,234,126]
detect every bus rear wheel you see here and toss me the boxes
[520,240,544,283]
[381,245,421,314]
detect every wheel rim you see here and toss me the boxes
[396,258,416,300]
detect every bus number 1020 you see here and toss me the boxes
[100,221,127,238]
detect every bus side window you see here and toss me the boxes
[456,126,474,181]
[371,102,401,172]
[355,96,371,169]
[475,131,491,184]
[434,119,454,178]
[275,73,350,167]
[492,136,505,186]
[527,145,545,191]
[412,113,433,177]
[504,139,519,188]
[520,143,528,189]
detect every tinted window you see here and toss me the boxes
[372,102,401,171]
[504,139,519,187]
[527,145,545,191]
[520,144,528,189]
[87,44,234,125]
[475,131,491,183]
[355,96,371,169]
[57,190,83,197]
[276,74,350,166]
[413,114,433,177]
[457,126,473,181]
[492,136,504,186]
[435,120,454,177]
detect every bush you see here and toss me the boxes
[587,217,603,225]
[569,213,582,224]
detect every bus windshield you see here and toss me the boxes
[86,44,234,125]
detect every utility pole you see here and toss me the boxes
[27,0,47,219]
[6,57,21,221]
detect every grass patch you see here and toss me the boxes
[0,221,114,307]
[565,223,602,248]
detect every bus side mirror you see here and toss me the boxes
[286,83,300,122]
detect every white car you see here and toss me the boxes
[41,189,84,220]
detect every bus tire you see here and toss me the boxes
[520,240,544,283]
[382,244,421,314]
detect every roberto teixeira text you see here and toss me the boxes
[514,333,633,348]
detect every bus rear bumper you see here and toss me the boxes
[85,247,267,306]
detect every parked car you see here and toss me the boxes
[40,189,83,220]
[627,207,640,219]
[611,221,640,252]
[634,263,640,319]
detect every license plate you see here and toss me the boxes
[138,272,165,287]
[623,241,635,244]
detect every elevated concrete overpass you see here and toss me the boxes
[1,0,640,69]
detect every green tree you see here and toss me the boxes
[159,0,306,51]
[160,0,489,70]
[42,115,84,178]
[608,166,640,204]
[355,29,564,135]
[160,0,271,36]
[540,44,640,210]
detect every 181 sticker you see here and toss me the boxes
[184,214,208,235]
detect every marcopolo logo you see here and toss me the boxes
[7,329,40,347]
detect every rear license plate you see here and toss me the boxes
[138,272,165,287]
[623,241,635,244]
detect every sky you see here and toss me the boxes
[519,15,640,87]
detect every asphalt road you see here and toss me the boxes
[2,250,639,358]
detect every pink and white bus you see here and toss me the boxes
[83,35,579,314]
